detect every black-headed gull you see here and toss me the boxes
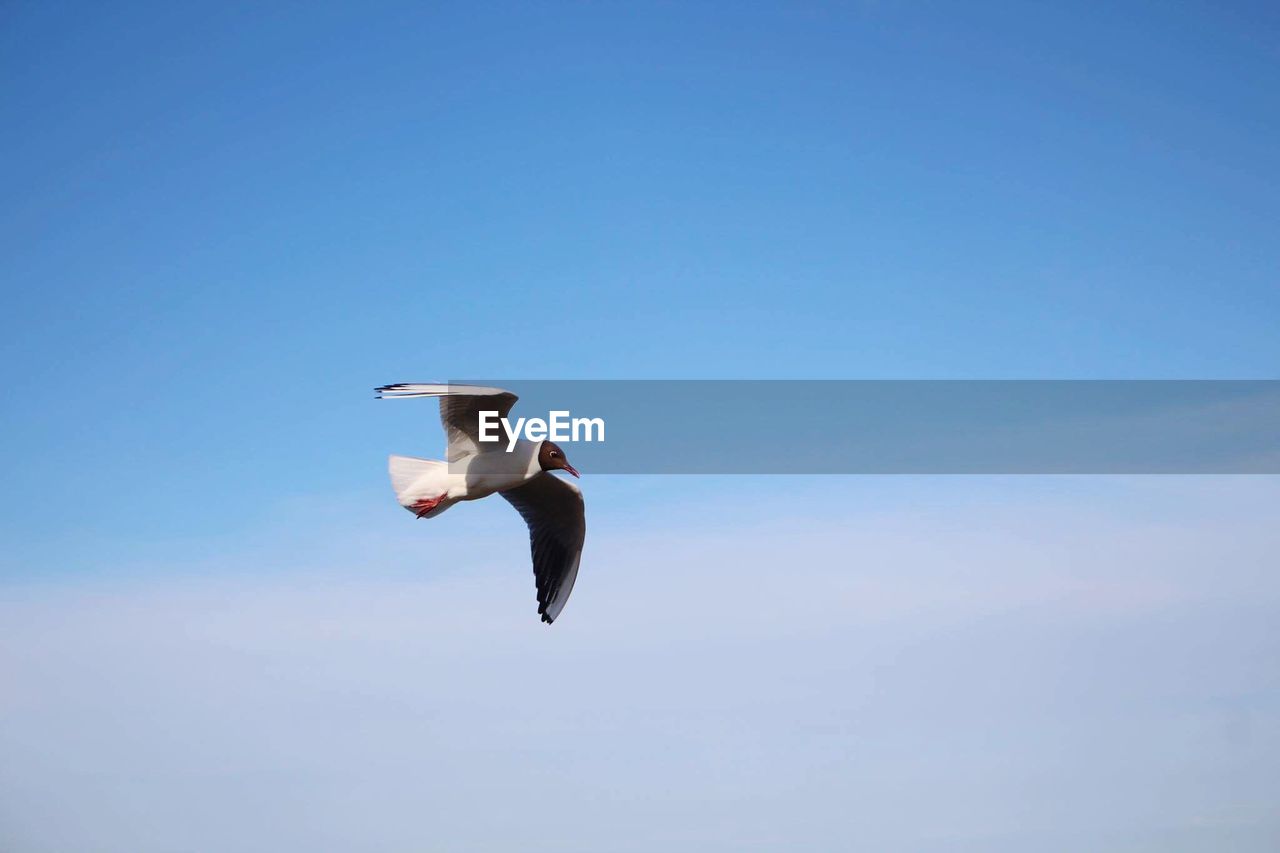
[376,383,585,624]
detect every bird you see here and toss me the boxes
[375,383,586,624]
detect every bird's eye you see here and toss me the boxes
[551,451,560,457]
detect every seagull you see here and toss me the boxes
[375,383,586,624]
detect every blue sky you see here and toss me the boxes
[2,3,1278,851]
[2,1,1279,564]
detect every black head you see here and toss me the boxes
[538,441,580,478]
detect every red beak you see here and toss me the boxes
[563,463,580,478]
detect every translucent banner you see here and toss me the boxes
[435,380,1280,474]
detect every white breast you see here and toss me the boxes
[450,439,542,500]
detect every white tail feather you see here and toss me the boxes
[388,455,449,506]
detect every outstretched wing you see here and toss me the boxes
[500,473,586,624]
[376,383,518,461]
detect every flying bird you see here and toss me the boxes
[376,383,585,624]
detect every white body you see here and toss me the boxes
[389,439,542,519]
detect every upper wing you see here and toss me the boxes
[376,383,518,461]
[500,473,586,624]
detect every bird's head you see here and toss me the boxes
[538,441,580,478]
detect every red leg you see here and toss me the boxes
[410,494,447,518]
